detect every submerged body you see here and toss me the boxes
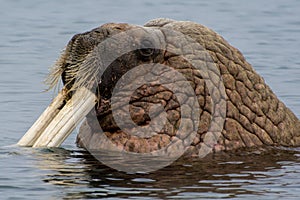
[19,18,300,158]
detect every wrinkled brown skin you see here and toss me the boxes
[58,18,300,157]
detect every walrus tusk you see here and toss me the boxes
[18,87,97,147]
[17,88,68,146]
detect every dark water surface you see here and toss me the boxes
[1,0,300,199]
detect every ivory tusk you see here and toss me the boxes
[18,87,97,148]
[33,87,97,147]
[17,88,68,147]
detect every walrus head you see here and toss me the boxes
[18,18,300,161]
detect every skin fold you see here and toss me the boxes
[50,18,300,157]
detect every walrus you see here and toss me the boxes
[18,18,300,160]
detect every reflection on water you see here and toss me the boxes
[33,147,300,199]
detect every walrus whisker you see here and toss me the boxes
[44,49,67,92]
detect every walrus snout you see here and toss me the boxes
[17,22,169,148]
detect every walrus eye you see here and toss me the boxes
[138,39,154,57]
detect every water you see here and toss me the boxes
[0,0,300,199]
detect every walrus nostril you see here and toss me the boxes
[138,39,155,57]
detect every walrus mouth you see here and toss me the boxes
[16,24,123,147]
